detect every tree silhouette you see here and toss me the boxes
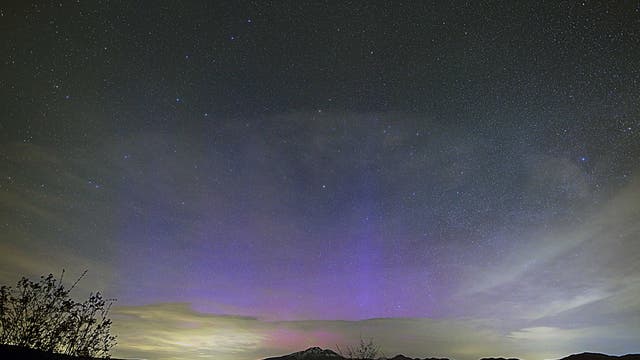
[0,270,116,358]
[337,338,382,359]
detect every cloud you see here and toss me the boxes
[507,323,640,358]
[111,303,570,360]
[508,326,586,342]
[452,174,640,323]
[112,303,269,360]
[111,301,640,360]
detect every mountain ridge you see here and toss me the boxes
[264,347,640,360]
[1,344,639,360]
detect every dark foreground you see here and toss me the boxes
[0,345,122,360]
[2,344,639,360]
[265,347,640,360]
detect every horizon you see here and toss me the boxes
[1,343,638,360]
[1,1,639,360]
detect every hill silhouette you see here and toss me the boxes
[264,347,640,360]
[2,344,639,360]
[558,354,640,360]
[386,355,450,360]
[0,344,123,360]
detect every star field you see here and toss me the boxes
[1,2,639,360]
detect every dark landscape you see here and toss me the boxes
[3,345,639,360]
[263,348,640,360]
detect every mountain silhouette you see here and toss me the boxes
[264,347,343,360]
[264,348,640,360]
[388,355,450,360]
[2,344,639,360]
[558,353,640,360]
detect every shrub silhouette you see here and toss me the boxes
[0,270,116,358]
[336,338,382,359]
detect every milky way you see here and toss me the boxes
[1,2,639,360]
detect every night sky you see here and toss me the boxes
[1,1,640,360]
